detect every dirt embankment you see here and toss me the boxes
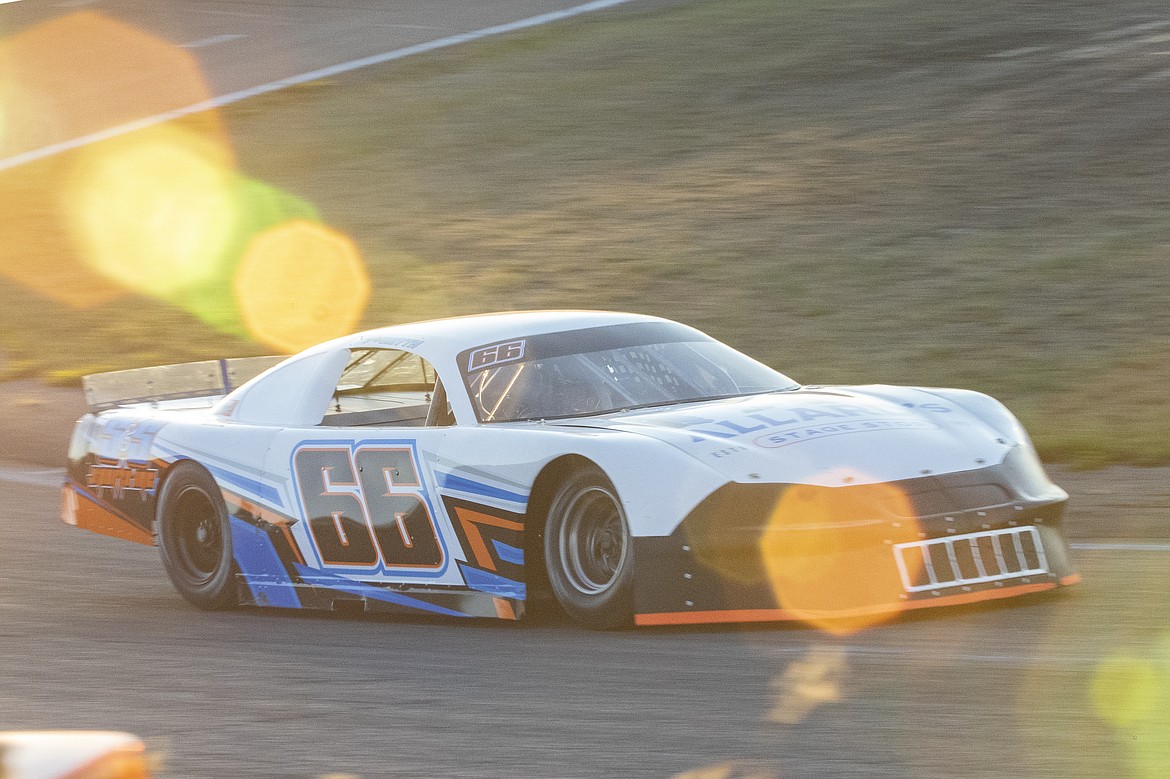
[1,380,1164,539]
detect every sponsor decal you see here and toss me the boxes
[379,336,425,350]
[86,460,160,500]
[88,417,164,462]
[677,402,952,447]
[754,418,937,448]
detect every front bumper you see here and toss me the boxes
[632,458,1078,627]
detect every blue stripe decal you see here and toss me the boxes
[437,472,528,504]
[153,443,185,460]
[205,463,284,507]
[292,565,470,618]
[230,517,301,609]
[460,563,526,600]
[493,540,525,566]
[151,444,284,508]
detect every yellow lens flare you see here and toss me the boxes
[63,125,240,298]
[172,175,323,335]
[234,220,371,353]
[1091,635,1170,778]
[759,471,922,635]
[1093,652,1160,729]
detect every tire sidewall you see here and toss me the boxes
[156,462,237,610]
[543,467,635,629]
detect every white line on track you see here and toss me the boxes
[1096,20,1170,40]
[986,46,1049,59]
[1135,66,1170,82]
[180,33,246,50]
[1070,541,1170,552]
[755,643,1110,668]
[0,0,638,172]
[840,645,1104,667]
[0,466,65,488]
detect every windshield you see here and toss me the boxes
[459,321,798,423]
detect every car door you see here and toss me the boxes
[263,347,468,589]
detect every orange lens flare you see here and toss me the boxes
[1,11,369,350]
[0,12,217,157]
[0,11,228,309]
[759,472,922,635]
[234,220,371,353]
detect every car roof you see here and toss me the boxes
[346,310,668,351]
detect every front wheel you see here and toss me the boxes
[156,462,237,610]
[544,467,634,629]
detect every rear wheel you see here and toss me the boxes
[156,462,237,610]
[544,466,634,629]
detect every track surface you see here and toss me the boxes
[1,0,623,97]
[1,474,1167,778]
[3,2,1169,776]
[0,0,655,169]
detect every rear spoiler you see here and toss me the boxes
[82,356,286,412]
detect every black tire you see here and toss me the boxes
[156,462,237,610]
[543,466,634,629]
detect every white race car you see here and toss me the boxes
[62,311,1078,629]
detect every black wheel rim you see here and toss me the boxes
[172,485,223,584]
[558,486,627,596]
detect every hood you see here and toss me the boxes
[554,385,1016,487]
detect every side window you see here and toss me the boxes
[322,349,441,427]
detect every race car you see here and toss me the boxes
[61,311,1078,630]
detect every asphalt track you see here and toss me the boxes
[2,0,634,97]
[0,0,656,169]
[2,2,1169,776]
[1,469,1168,778]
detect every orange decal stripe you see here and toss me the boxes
[453,505,523,572]
[493,597,519,620]
[65,485,155,546]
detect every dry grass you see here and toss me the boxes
[2,0,1168,464]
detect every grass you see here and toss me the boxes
[1,0,1168,465]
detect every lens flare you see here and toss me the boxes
[171,175,322,336]
[760,471,922,635]
[0,11,227,309]
[1093,653,1159,728]
[234,220,371,353]
[63,125,240,298]
[0,11,216,157]
[1092,636,1170,777]
[1,10,369,350]
[769,645,847,724]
